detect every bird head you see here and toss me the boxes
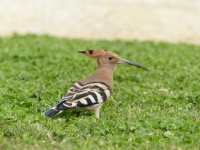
[79,49,148,70]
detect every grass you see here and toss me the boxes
[0,34,200,150]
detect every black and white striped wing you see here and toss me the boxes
[56,82,111,110]
[60,82,84,101]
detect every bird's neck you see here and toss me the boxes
[85,65,115,88]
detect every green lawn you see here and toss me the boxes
[0,35,200,150]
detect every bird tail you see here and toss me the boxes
[45,107,62,118]
[45,100,73,118]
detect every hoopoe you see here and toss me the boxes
[45,49,147,119]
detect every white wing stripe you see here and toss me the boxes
[88,95,96,103]
[63,103,70,107]
[83,83,108,90]
[80,99,88,105]
[74,83,82,88]
[94,92,103,103]
[104,89,111,98]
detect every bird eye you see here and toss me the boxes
[88,50,93,54]
[108,57,113,60]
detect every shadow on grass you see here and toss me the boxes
[49,109,93,121]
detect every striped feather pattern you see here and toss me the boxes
[56,82,111,110]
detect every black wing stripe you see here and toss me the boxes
[99,90,107,102]
[72,90,90,100]
[89,91,98,103]
[86,95,97,104]
[57,101,74,110]
[77,100,87,107]
[85,97,93,105]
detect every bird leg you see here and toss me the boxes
[94,104,102,119]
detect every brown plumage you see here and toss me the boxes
[45,49,147,119]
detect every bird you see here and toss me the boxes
[45,49,148,119]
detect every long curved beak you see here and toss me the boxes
[118,58,148,70]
